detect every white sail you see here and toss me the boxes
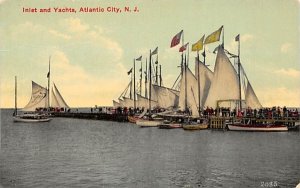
[51,88,60,108]
[113,100,121,108]
[204,46,240,109]
[51,83,69,108]
[195,58,214,109]
[152,85,179,109]
[136,94,158,109]
[245,81,262,109]
[123,97,134,107]
[179,67,199,117]
[23,81,48,111]
[119,98,125,107]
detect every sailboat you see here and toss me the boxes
[13,77,51,123]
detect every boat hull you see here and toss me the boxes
[182,123,208,130]
[136,120,162,127]
[128,116,138,124]
[158,123,182,129]
[227,124,288,132]
[13,116,51,123]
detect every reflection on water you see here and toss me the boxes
[1,109,299,187]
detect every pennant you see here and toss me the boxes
[151,47,158,56]
[170,30,183,48]
[47,72,50,78]
[235,34,240,42]
[179,42,189,52]
[136,56,142,61]
[139,68,142,72]
[202,50,206,57]
[204,26,223,45]
[192,35,205,52]
[127,68,132,75]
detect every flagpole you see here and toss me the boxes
[133,59,136,110]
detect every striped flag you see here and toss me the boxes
[179,43,189,52]
[170,30,183,48]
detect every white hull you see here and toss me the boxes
[228,124,288,132]
[13,115,51,123]
[136,120,162,127]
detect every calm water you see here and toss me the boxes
[0,109,299,188]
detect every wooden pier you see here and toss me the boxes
[53,112,128,122]
[209,117,228,130]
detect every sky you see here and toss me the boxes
[0,0,299,108]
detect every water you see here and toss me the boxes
[0,109,299,188]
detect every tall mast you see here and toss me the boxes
[197,52,201,116]
[145,58,148,98]
[140,60,142,95]
[184,54,187,112]
[14,76,17,116]
[159,65,162,86]
[133,59,136,109]
[149,50,152,113]
[48,56,51,110]
[237,34,242,110]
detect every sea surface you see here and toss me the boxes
[0,109,299,188]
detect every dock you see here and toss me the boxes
[53,112,128,122]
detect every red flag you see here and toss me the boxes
[170,30,183,48]
[179,43,189,52]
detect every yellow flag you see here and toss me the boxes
[204,26,223,45]
[192,35,205,52]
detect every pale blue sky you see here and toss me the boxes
[0,0,299,107]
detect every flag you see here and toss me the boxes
[179,43,189,52]
[235,34,240,42]
[151,47,158,56]
[202,50,206,57]
[170,30,183,48]
[127,68,132,75]
[204,26,223,45]
[139,68,142,72]
[47,72,50,78]
[136,56,142,61]
[192,35,205,52]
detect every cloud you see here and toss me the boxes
[274,68,300,78]
[280,43,292,54]
[49,30,71,40]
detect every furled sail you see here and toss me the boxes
[152,85,179,109]
[195,58,214,109]
[51,83,69,108]
[179,67,199,117]
[245,81,262,109]
[204,46,240,108]
[23,81,48,111]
